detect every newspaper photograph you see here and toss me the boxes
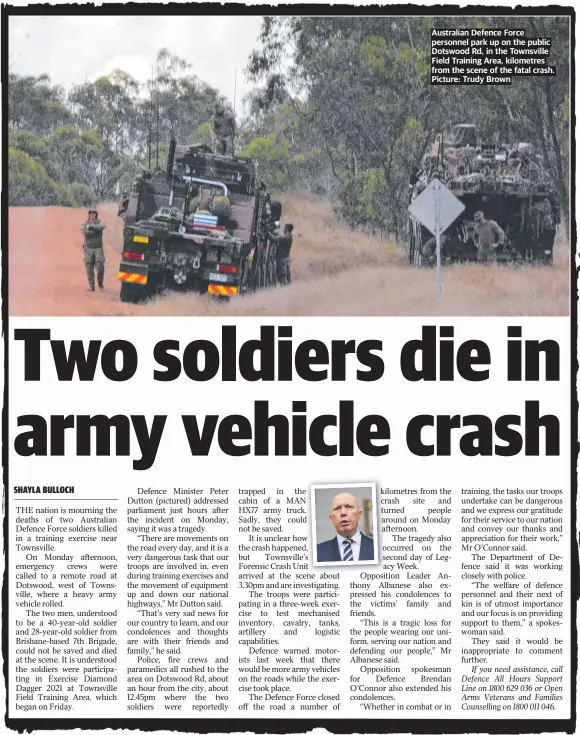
[3,5,576,734]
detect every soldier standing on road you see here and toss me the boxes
[82,208,106,292]
[473,210,505,264]
[212,104,236,156]
[273,223,294,285]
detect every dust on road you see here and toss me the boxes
[8,196,569,317]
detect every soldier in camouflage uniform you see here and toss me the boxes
[273,224,294,285]
[82,208,106,291]
[212,104,236,156]
[118,191,129,218]
[473,210,505,264]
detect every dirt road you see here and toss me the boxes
[8,197,569,317]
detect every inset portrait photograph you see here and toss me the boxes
[311,483,378,566]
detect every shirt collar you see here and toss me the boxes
[337,529,361,546]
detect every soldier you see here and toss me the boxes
[273,224,294,285]
[118,191,129,218]
[473,210,505,264]
[82,208,106,292]
[212,103,236,155]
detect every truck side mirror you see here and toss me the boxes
[270,200,282,222]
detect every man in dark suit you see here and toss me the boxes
[316,493,375,563]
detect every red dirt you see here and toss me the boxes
[8,197,569,317]
[9,202,137,316]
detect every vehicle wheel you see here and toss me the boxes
[120,282,143,304]
[239,258,250,295]
[256,258,265,290]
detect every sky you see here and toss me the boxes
[8,15,263,110]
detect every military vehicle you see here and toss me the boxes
[409,124,560,267]
[118,140,282,303]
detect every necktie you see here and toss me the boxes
[342,539,353,561]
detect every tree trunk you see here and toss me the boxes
[544,77,568,228]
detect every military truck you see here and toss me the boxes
[409,125,560,267]
[118,141,282,303]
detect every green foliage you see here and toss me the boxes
[189,122,213,147]
[401,117,422,145]
[8,148,62,206]
[48,126,105,190]
[8,53,224,206]
[360,37,389,74]
[247,15,570,239]
[240,132,291,190]
[8,20,569,229]
[9,126,111,205]
[338,168,394,233]
[9,130,47,159]
[8,73,69,135]
[64,182,95,208]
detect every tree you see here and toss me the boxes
[8,52,228,206]
[48,126,104,188]
[8,148,62,206]
[247,16,570,239]
[239,101,328,195]
[8,73,70,134]
[140,49,225,167]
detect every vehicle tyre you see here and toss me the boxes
[239,258,250,295]
[120,282,143,304]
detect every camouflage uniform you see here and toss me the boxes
[277,257,292,285]
[82,218,106,290]
[118,192,129,218]
[274,232,293,285]
[473,219,505,264]
[213,111,236,155]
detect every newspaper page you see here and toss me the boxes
[4,6,576,734]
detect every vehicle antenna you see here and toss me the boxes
[148,65,153,170]
[233,68,237,154]
[233,68,237,115]
[155,63,160,169]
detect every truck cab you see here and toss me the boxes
[118,142,282,303]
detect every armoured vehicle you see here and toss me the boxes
[409,124,560,267]
[118,141,282,303]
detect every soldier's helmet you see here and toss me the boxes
[473,211,484,222]
[88,207,98,216]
